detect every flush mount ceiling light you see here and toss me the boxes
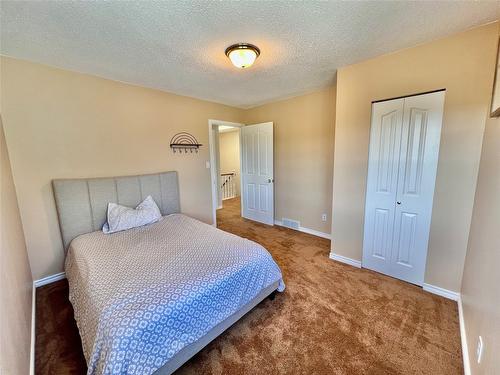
[225,43,260,69]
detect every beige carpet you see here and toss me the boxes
[36,197,462,374]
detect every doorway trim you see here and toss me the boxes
[208,119,244,226]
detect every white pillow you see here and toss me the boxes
[102,195,162,234]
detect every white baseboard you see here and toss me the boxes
[33,271,66,288]
[329,252,362,268]
[458,297,471,375]
[274,220,331,240]
[422,283,460,301]
[30,282,36,375]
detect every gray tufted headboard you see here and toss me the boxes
[52,171,180,251]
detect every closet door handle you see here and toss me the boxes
[396,201,401,205]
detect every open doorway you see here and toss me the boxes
[209,119,275,228]
[208,120,244,226]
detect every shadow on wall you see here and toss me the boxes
[42,181,65,275]
[0,118,33,375]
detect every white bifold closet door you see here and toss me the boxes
[362,91,445,285]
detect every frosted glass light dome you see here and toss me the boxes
[225,43,260,69]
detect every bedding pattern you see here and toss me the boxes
[65,214,285,375]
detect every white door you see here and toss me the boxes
[362,91,445,285]
[241,122,274,225]
[362,98,404,278]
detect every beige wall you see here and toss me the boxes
[244,87,336,234]
[331,22,499,292]
[450,26,500,371]
[460,117,500,373]
[0,116,33,375]
[0,56,336,280]
[460,27,500,375]
[1,57,243,280]
[219,130,241,197]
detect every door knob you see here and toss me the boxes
[268,178,274,183]
[397,201,401,205]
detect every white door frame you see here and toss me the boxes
[208,119,244,226]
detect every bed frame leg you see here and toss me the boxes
[269,291,277,301]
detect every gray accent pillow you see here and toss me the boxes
[102,195,162,234]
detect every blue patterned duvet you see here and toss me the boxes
[65,214,284,374]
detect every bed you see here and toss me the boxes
[52,171,285,375]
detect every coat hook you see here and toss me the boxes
[170,132,202,154]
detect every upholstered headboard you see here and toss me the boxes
[52,171,180,250]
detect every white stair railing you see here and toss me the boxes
[220,172,236,200]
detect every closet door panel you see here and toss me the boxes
[390,91,445,285]
[362,99,404,275]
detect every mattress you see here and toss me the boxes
[65,214,284,375]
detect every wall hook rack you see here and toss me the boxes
[170,132,202,153]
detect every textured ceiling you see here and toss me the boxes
[1,1,498,108]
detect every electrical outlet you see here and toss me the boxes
[321,214,327,222]
[476,336,484,364]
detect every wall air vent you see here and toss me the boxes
[282,218,300,230]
